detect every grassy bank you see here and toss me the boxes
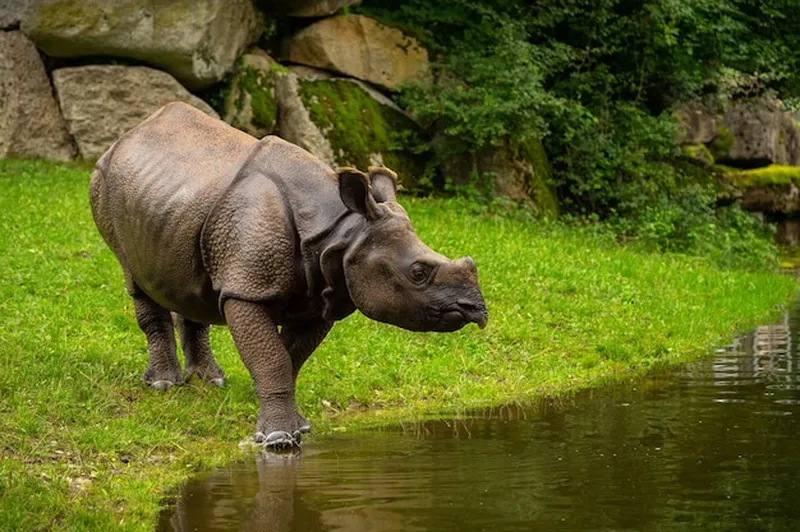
[0,159,795,531]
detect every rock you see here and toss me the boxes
[0,31,74,161]
[275,73,427,188]
[288,63,409,115]
[438,136,558,214]
[0,0,31,29]
[719,97,800,167]
[719,165,800,214]
[21,0,263,89]
[259,0,361,17]
[680,143,714,167]
[288,64,335,81]
[274,72,336,167]
[221,50,280,138]
[284,15,429,91]
[739,183,800,214]
[675,104,717,144]
[53,65,218,160]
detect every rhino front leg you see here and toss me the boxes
[134,291,184,391]
[224,299,304,449]
[280,319,333,434]
[281,319,333,380]
[176,315,225,387]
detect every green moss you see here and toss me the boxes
[298,79,427,189]
[709,126,734,161]
[723,165,800,188]
[220,58,278,137]
[36,0,104,32]
[238,66,277,131]
[269,63,291,75]
[153,0,197,33]
[515,138,559,217]
[680,143,715,166]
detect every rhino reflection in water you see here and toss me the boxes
[89,102,488,449]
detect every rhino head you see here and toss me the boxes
[333,167,488,332]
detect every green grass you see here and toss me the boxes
[0,159,796,531]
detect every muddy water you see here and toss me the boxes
[158,299,800,532]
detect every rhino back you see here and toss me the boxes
[94,102,257,322]
[242,136,346,243]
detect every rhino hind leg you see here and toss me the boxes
[176,315,225,387]
[134,291,184,391]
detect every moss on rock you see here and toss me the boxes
[680,143,715,166]
[723,165,800,188]
[238,66,277,132]
[514,138,559,217]
[709,126,734,161]
[297,78,427,189]
[221,53,278,138]
[716,164,800,214]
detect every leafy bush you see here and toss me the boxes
[358,0,794,269]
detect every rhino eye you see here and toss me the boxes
[409,262,431,284]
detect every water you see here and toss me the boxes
[158,299,800,532]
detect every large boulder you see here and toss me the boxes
[21,0,263,89]
[437,136,558,215]
[0,0,31,29]
[220,50,279,138]
[53,65,218,160]
[275,72,427,188]
[718,166,800,214]
[718,97,800,167]
[0,31,74,161]
[258,0,361,17]
[675,104,717,145]
[284,15,429,91]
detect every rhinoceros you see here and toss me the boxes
[90,102,488,448]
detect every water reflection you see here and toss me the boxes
[159,299,800,532]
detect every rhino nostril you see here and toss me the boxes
[457,299,484,313]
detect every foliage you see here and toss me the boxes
[396,17,551,151]
[611,185,779,271]
[1,160,795,530]
[359,0,797,265]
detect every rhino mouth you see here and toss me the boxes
[436,302,488,331]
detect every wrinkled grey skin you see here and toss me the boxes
[90,102,488,449]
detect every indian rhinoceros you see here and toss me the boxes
[90,102,488,448]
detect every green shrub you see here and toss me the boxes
[356,0,796,270]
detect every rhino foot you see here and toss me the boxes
[143,363,184,390]
[255,430,301,451]
[185,362,225,387]
[294,412,311,435]
[150,379,176,391]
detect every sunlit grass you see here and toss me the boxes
[0,159,795,530]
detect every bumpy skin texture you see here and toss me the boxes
[90,102,488,447]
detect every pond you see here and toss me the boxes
[158,297,800,532]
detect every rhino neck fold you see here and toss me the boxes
[311,212,364,322]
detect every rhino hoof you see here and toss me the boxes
[151,380,174,391]
[255,431,301,451]
[210,377,225,387]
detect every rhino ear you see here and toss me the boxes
[338,167,381,220]
[368,166,398,203]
